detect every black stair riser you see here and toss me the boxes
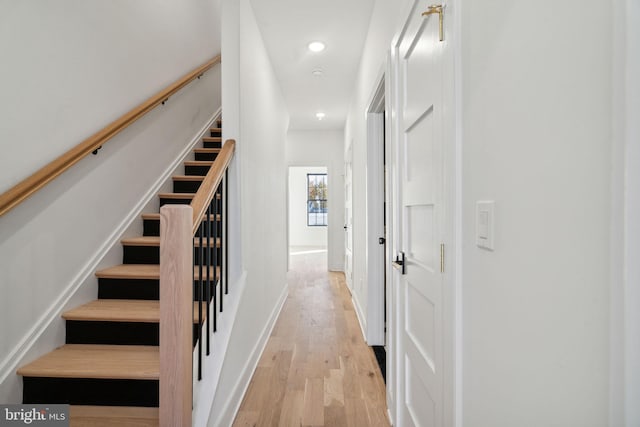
[66,321,159,346]
[123,246,222,265]
[159,198,193,206]
[143,219,222,237]
[210,130,221,138]
[185,165,210,175]
[203,140,222,149]
[98,279,159,300]
[98,278,220,301]
[174,180,201,193]
[23,377,159,407]
[143,220,160,237]
[195,152,219,161]
[66,321,203,347]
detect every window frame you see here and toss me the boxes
[306,173,328,227]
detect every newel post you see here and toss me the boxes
[160,205,193,426]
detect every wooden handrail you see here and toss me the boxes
[0,55,221,217]
[191,139,235,235]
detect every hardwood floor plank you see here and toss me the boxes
[323,369,345,407]
[278,390,304,427]
[232,249,389,426]
[232,411,259,427]
[344,397,370,427]
[302,377,324,426]
[324,404,348,427]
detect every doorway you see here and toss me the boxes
[366,75,388,376]
[288,166,329,260]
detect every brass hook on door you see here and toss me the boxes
[422,4,444,42]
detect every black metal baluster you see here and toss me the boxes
[192,236,196,390]
[198,221,204,380]
[212,199,218,332]
[206,205,211,356]
[218,186,223,313]
[225,171,229,295]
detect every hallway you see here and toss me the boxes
[232,248,389,426]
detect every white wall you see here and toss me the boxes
[286,130,344,270]
[0,0,221,403]
[288,166,328,248]
[208,0,290,425]
[343,0,411,335]
[0,0,220,195]
[461,2,611,426]
[624,1,640,425]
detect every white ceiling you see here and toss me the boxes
[249,0,376,130]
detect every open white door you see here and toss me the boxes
[391,1,453,426]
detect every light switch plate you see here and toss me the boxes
[476,201,495,250]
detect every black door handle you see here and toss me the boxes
[379,237,386,245]
[392,252,406,275]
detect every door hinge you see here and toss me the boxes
[440,243,445,273]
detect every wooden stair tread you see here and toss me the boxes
[122,236,221,247]
[209,127,222,132]
[141,212,220,221]
[63,299,204,323]
[202,137,222,142]
[172,175,204,182]
[96,264,218,279]
[70,406,158,427]
[194,148,221,154]
[17,345,159,380]
[184,160,213,166]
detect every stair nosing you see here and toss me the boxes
[17,344,159,380]
[62,299,205,323]
[95,264,219,280]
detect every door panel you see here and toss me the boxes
[394,1,446,426]
[406,352,436,426]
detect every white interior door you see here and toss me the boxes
[344,143,354,290]
[393,2,450,426]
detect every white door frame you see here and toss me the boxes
[365,73,387,346]
[387,1,461,425]
[344,142,354,291]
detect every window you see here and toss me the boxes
[307,174,327,226]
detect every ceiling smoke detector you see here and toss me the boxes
[312,68,324,77]
[316,112,326,120]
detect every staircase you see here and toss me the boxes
[17,120,226,426]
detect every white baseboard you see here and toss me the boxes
[210,282,289,427]
[0,109,221,390]
[352,293,369,343]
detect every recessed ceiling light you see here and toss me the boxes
[308,41,326,52]
[311,68,324,77]
[316,112,326,120]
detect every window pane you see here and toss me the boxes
[307,173,328,226]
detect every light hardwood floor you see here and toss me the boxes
[233,248,389,427]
